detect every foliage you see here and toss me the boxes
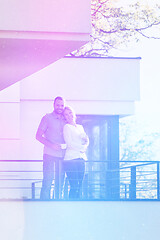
[119,116,160,199]
[70,0,160,57]
[119,115,160,162]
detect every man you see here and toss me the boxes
[36,96,66,200]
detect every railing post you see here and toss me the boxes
[32,182,35,200]
[157,162,160,200]
[125,184,127,199]
[129,166,136,200]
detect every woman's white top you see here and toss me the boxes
[63,124,89,161]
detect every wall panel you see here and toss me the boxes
[21,57,140,102]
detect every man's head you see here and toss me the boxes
[54,96,65,115]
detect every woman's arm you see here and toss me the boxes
[80,126,89,147]
[63,125,87,152]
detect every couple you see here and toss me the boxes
[36,96,89,200]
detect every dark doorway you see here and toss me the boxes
[77,115,120,200]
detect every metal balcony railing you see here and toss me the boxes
[120,161,160,200]
[0,160,159,201]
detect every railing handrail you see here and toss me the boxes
[0,160,160,162]
[0,160,159,200]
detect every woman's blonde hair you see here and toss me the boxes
[63,106,76,119]
[63,106,73,112]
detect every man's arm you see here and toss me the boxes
[36,128,61,151]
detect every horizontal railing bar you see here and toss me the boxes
[120,170,157,173]
[0,187,34,189]
[0,160,159,163]
[0,171,42,172]
[120,163,157,169]
[0,160,43,162]
[0,179,42,181]
[0,160,157,162]
[120,161,160,163]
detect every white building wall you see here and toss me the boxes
[20,57,140,116]
[0,83,20,160]
[21,57,140,102]
[0,57,140,161]
[19,57,140,160]
[0,0,91,33]
[0,0,91,90]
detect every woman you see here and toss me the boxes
[63,106,89,199]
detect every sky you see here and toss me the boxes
[116,37,160,160]
[113,0,160,163]
[113,0,159,6]
[107,3,160,128]
[130,38,160,132]
[110,0,160,132]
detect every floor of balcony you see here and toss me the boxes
[0,200,160,240]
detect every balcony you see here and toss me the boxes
[0,160,159,201]
[0,160,160,240]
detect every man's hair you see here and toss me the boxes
[54,96,64,104]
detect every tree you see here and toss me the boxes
[119,116,160,199]
[119,115,160,162]
[70,0,160,57]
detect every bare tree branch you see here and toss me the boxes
[70,1,160,57]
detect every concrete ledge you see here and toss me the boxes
[0,200,159,240]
